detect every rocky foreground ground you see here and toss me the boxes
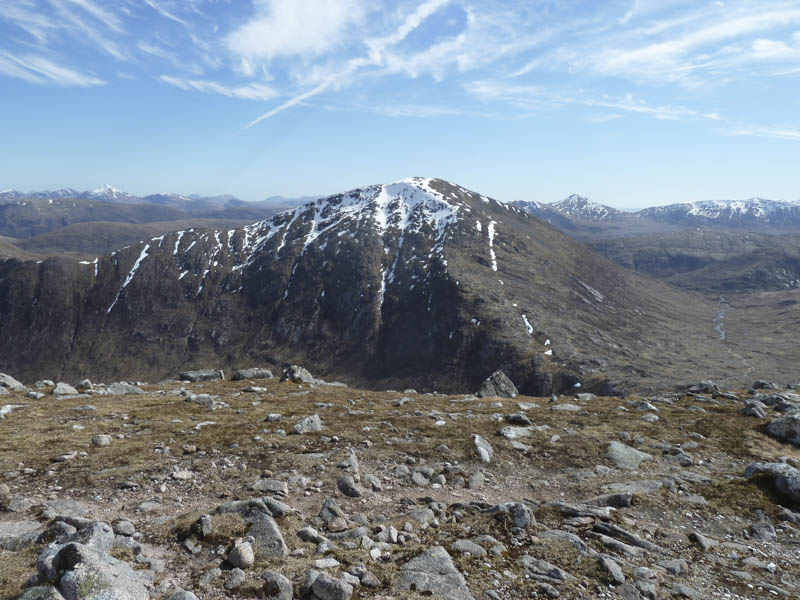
[1,368,800,600]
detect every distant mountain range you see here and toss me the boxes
[0,185,314,209]
[512,195,800,237]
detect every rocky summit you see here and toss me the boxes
[0,178,781,395]
[1,371,800,600]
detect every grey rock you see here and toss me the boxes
[293,414,323,434]
[281,365,316,384]
[52,382,78,396]
[689,531,717,552]
[473,434,493,464]
[450,539,487,557]
[52,542,149,600]
[487,502,535,529]
[0,520,42,550]
[745,462,800,503]
[617,583,641,600]
[753,379,779,390]
[0,372,24,391]
[506,413,532,425]
[576,393,597,402]
[688,381,719,394]
[411,471,429,487]
[672,583,702,600]
[91,435,113,448]
[467,472,485,489]
[228,541,255,568]
[179,369,223,382]
[225,568,247,590]
[216,499,288,558]
[0,403,25,419]
[395,546,475,600]
[363,474,382,491]
[607,441,653,470]
[106,382,145,395]
[476,370,518,399]
[262,570,293,600]
[318,498,345,524]
[337,475,363,498]
[497,426,531,440]
[406,508,435,524]
[750,520,777,542]
[233,368,274,381]
[252,478,289,496]
[311,572,354,600]
[633,566,659,600]
[261,497,293,517]
[520,555,575,583]
[765,413,800,446]
[599,555,625,584]
[551,403,581,411]
[111,520,135,537]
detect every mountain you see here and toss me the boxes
[0,177,757,393]
[513,195,800,239]
[550,194,624,220]
[592,229,800,294]
[79,185,139,203]
[637,198,800,231]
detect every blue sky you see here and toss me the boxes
[0,0,799,207]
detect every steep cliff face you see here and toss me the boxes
[0,178,723,393]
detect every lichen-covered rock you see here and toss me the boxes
[745,462,800,504]
[395,546,475,600]
[476,370,518,399]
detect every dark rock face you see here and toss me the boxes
[0,178,729,394]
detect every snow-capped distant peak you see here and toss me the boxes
[551,194,620,219]
[90,184,123,195]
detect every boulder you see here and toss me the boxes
[228,541,255,569]
[179,369,224,382]
[233,368,274,381]
[0,372,24,391]
[745,462,800,504]
[293,414,323,435]
[337,475,363,498]
[281,365,316,384]
[106,382,145,395]
[487,502,535,529]
[765,412,800,446]
[395,546,475,600]
[688,381,719,394]
[476,370,518,398]
[262,570,293,600]
[311,572,353,600]
[473,434,493,464]
[753,379,779,390]
[52,542,150,600]
[216,500,288,558]
[0,520,42,550]
[606,441,653,470]
[52,382,78,396]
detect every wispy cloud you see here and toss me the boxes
[160,75,277,101]
[142,0,189,28]
[0,49,105,86]
[729,127,800,141]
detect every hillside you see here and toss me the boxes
[0,178,764,393]
[592,230,800,293]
